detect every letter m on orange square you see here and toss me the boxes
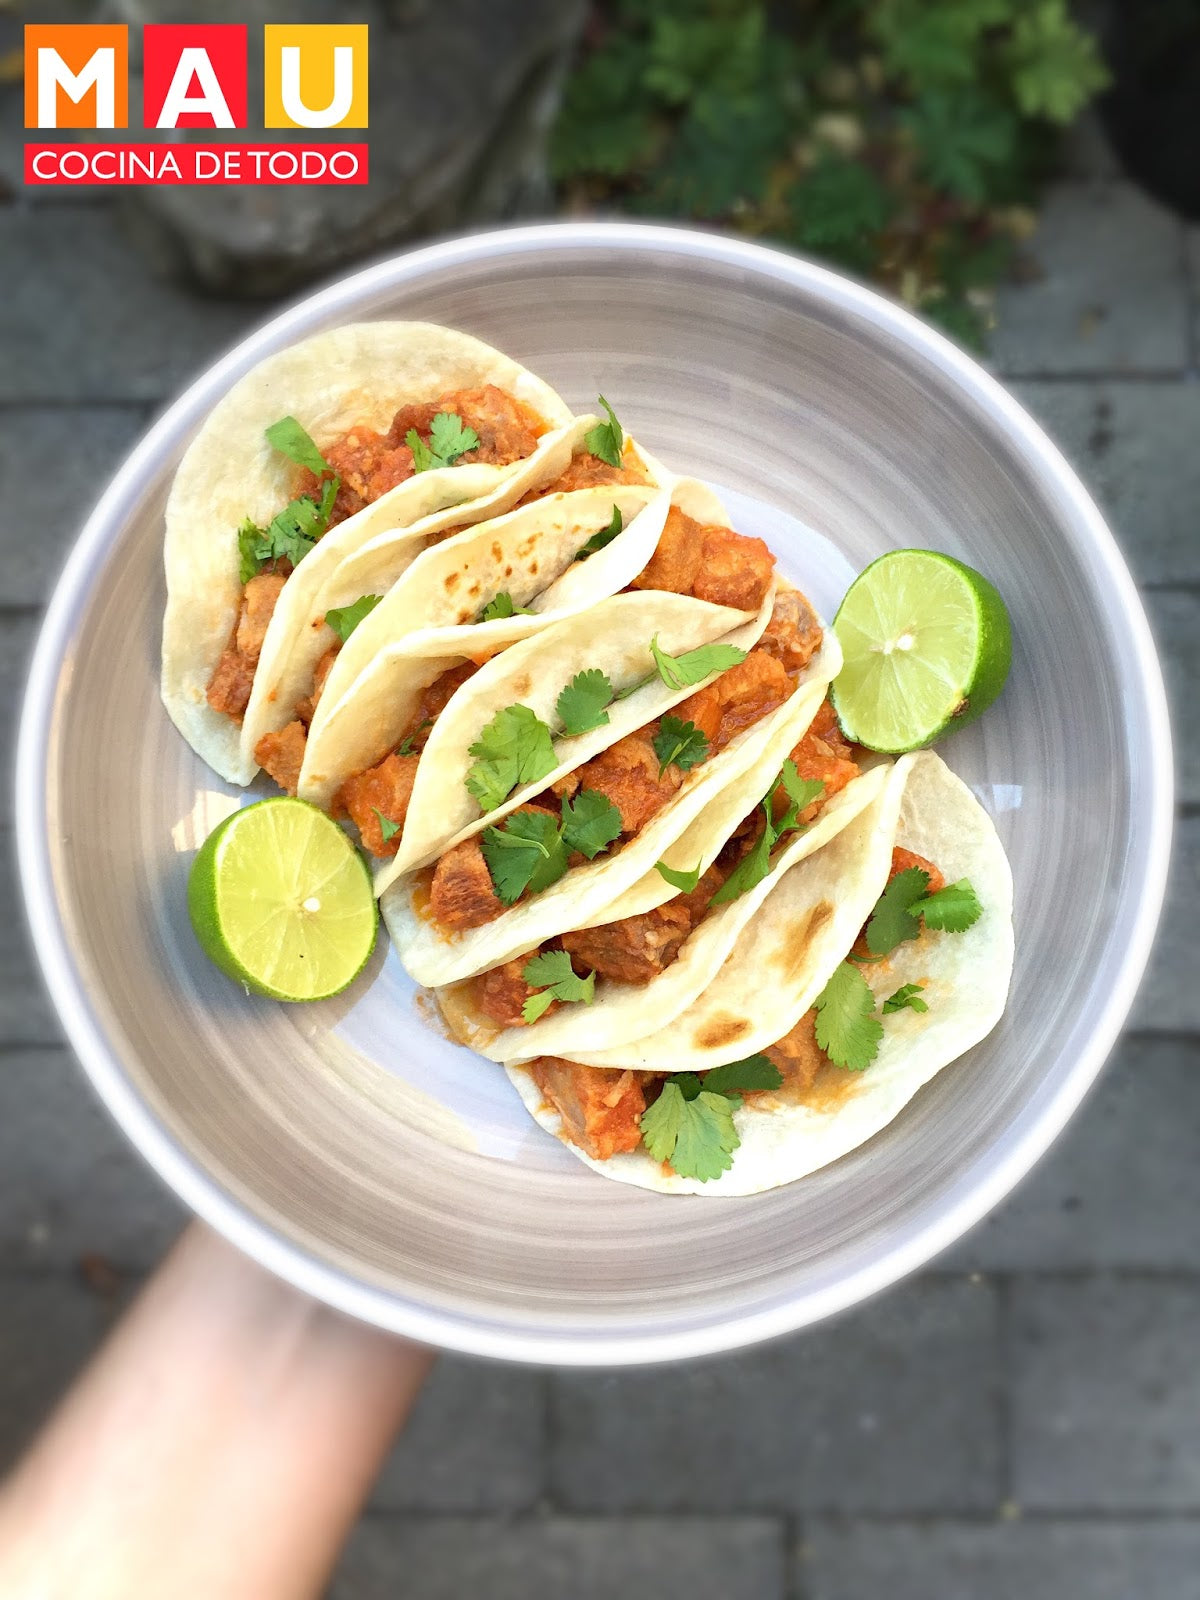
[25,25,129,129]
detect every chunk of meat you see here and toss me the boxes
[468,957,552,1029]
[528,1058,647,1161]
[576,732,682,836]
[672,684,723,747]
[254,720,307,796]
[889,847,945,896]
[429,834,505,930]
[676,650,791,759]
[559,865,726,985]
[785,698,861,821]
[629,507,775,611]
[298,385,547,525]
[206,571,289,721]
[759,587,823,673]
[759,1010,828,1097]
[414,661,478,730]
[295,644,340,728]
[520,449,649,502]
[338,753,419,857]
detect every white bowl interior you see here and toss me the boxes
[18,226,1171,1363]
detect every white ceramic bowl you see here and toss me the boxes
[16,224,1173,1365]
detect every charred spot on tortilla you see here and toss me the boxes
[776,901,835,981]
[693,1014,752,1050]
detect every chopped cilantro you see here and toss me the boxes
[478,591,534,623]
[237,475,339,583]
[709,763,825,907]
[575,503,624,561]
[652,716,709,779]
[407,411,480,473]
[557,669,615,736]
[465,705,557,812]
[650,635,747,691]
[520,950,596,1023]
[326,593,383,643]
[481,811,568,906]
[814,962,884,1072]
[883,982,929,1015]
[696,1054,783,1099]
[561,788,623,858]
[864,867,931,956]
[264,415,331,477]
[640,1082,740,1182]
[396,718,432,757]
[372,808,401,845]
[913,879,983,933]
[655,860,703,893]
[585,397,623,468]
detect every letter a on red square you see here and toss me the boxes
[143,25,247,129]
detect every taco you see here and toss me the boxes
[161,322,574,785]
[504,750,1014,1195]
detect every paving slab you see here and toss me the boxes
[0,209,256,404]
[0,1046,184,1270]
[0,834,62,1046]
[801,1516,1200,1600]
[0,406,148,606]
[1187,226,1199,366]
[1012,379,1200,585]
[992,184,1189,376]
[949,1036,1200,1271]
[331,1515,785,1600]
[1011,1276,1200,1511]
[550,1278,1000,1514]
[1131,815,1199,1034]
[0,1273,117,1470]
[371,1358,545,1512]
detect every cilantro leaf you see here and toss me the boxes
[814,962,883,1072]
[708,813,773,907]
[481,811,568,905]
[652,716,709,778]
[584,396,624,468]
[520,951,596,1023]
[372,808,401,844]
[265,415,331,477]
[883,982,929,1015]
[237,519,265,585]
[701,1054,783,1098]
[575,504,624,562]
[326,593,383,643]
[708,764,824,908]
[466,705,557,812]
[864,867,931,957]
[913,878,983,933]
[557,669,615,736]
[406,411,480,473]
[561,788,623,858]
[235,476,339,582]
[655,860,702,893]
[478,591,534,623]
[650,635,747,691]
[639,1082,740,1181]
[396,718,432,757]
[773,761,825,834]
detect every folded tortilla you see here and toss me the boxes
[507,751,1013,1194]
[161,321,573,784]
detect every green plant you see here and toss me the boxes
[552,0,1108,347]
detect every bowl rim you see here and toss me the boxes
[15,219,1174,1365]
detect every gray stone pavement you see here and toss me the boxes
[1,135,1197,1598]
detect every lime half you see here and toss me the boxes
[188,798,377,1001]
[831,549,1012,753]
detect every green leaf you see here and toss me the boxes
[870,0,1013,89]
[520,950,596,1023]
[561,788,623,859]
[1006,0,1110,124]
[771,761,824,835]
[814,962,884,1072]
[652,715,710,778]
[237,519,265,585]
[407,429,435,473]
[864,867,931,957]
[466,705,557,812]
[407,412,480,473]
[557,669,615,736]
[585,397,624,468]
[913,878,983,933]
[481,810,567,906]
[575,504,624,562]
[649,635,747,691]
[265,415,331,477]
[478,591,534,623]
[372,808,401,844]
[396,718,432,758]
[708,763,823,908]
[639,1082,740,1182]
[708,811,773,906]
[701,1053,783,1097]
[655,859,703,893]
[903,92,1020,205]
[787,155,894,267]
[325,593,383,643]
[235,476,339,583]
[883,982,929,1015]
